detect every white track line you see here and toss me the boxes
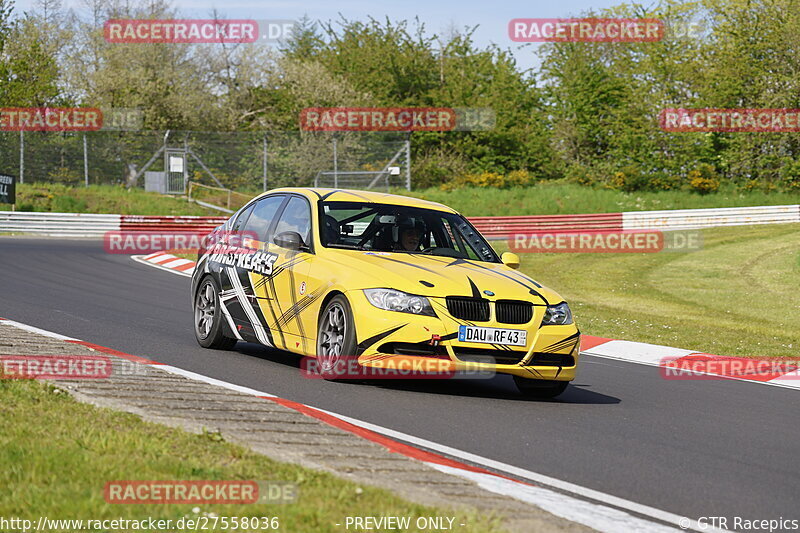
[0,317,78,340]
[584,348,800,391]
[0,316,721,532]
[311,407,721,532]
[131,255,193,277]
[162,258,193,268]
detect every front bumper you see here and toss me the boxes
[348,290,580,381]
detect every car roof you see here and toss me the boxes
[253,188,457,214]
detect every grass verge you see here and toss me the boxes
[0,378,503,532]
[499,223,800,358]
[1,183,217,215]
[402,181,800,216]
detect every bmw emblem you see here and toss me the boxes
[483,290,495,296]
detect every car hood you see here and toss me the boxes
[328,250,563,305]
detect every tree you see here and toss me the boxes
[281,14,322,61]
[0,0,60,106]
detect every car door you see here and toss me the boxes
[265,195,314,353]
[220,194,286,347]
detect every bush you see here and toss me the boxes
[687,163,720,194]
[649,173,681,191]
[779,159,800,192]
[565,164,596,186]
[439,170,538,190]
[413,149,470,189]
[607,165,649,192]
[506,169,535,187]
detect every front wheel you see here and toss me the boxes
[513,376,569,399]
[194,276,237,349]
[316,295,357,380]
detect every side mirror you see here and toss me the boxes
[273,231,307,251]
[501,252,520,270]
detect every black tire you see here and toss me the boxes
[194,276,237,350]
[316,294,357,381]
[513,376,569,399]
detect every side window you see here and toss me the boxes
[243,195,285,243]
[230,203,254,233]
[274,196,311,246]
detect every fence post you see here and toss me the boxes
[262,135,268,191]
[83,134,89,186]
[333,136,338,188]
[405,137,411,190]
[19,130,24,184]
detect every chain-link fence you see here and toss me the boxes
[0,131,411,192]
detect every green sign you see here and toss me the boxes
[0,174,15,204]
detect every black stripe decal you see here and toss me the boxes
[356,324,408,355]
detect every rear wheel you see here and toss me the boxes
[194,276,237,349]
[316,295,357,380]
[513,376,568,399]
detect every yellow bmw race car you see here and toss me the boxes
[191,188,579,398]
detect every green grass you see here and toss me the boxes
[495,223,800,358]
[401,181,800,216]
[1,183,218,215]
[0,378,503,533]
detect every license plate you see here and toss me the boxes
[458,325,527,347]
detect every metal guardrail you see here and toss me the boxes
[622,205,800,231]
[0,211,121,237]
[1,205,798,238]
[472,205,800,239]
[0,212,225,237]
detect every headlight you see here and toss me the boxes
[541,302,573,325]
[363,289,436,317]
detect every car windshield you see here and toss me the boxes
[319,201,499,263]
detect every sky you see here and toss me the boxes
[12,0,630,71]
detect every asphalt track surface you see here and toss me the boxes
[2,237,799,527]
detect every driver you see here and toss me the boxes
[394,217,426,251]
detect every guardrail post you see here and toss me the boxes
[405,136,411,190]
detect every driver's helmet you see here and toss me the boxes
[393,216,426,248]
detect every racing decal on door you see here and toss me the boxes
[222,266,274,347]
[273,283,329,331]
[208,247,278,276]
